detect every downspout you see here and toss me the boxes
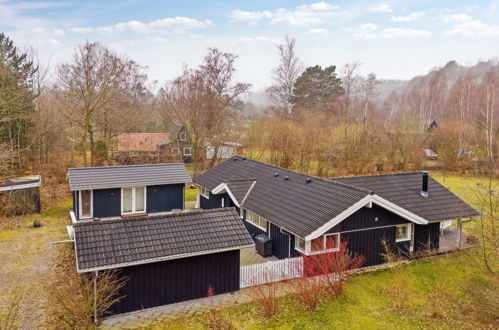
[94,270,98,324]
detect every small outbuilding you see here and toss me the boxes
[67,163,191,222]
[0,175,41,215]
[73,207,254,314]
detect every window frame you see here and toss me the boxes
[179,132,187,141]
[183,147,192,156]
[171,147,180,156]
[395,223,411,242]
[295,236,306,253]
[200,186,209,199]
[78,190,93,219]
[121,186,147,215]
[245,209,268,232]
[308,233,341,254]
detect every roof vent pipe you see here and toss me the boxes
[421,171,429,198]
[284,176,289,180]
[273,172,279,177]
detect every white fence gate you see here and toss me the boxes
[240,256,304,288]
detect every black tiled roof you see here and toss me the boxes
[225,179,256,204]
[73,208,254,272]
[333,172,479,222]
[194,157,370,238]
[67,163,191,191]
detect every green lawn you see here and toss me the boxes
[150,249,492,329]
[185,186,199,202]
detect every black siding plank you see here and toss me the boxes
[109,250,241,314]
[269,223,290,259]
[414,222,440,251]
[341,226,396,267]
[147,184,184,213]
[328,205,409,233]
[93,188,121,218]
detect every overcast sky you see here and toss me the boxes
[2,0,499,89]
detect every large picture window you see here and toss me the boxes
[245,209,268,231]
[200,186,209,199]
[122,186,146,214]
[310,233,340,253]
[79,190,93,219]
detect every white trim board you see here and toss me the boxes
[305,194,429,240]
[211,183,240,208]
[0,181,40,191]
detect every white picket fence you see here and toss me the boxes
[240,256,304,288]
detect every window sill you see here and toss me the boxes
[121,212,148,218]
[395,238,410,243]
[294,247,306,254]
[309,248,340,255]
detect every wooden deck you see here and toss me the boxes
[438,227,469,253]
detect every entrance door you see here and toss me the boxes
[80,190,92,218]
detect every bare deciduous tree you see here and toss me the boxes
[266,35,303,116]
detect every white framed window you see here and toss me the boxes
[295,236,306,252]
[79,190,93,219]
[180,132,187,141]
[200,186,209,199]
[122,186,146,214]
[171,147,180,155]
[310,233,340,253]
[396,224,411,242]
[183,147,192,156]
[245,209,268,231]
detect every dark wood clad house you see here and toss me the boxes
[67,163,191,222]
[72,208,254,314]
[194,157,479,266]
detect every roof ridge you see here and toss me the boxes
[73,207,236,227]
[331,171,424,180]
[68,163,185,171]
[224,178,257,183]
[231,156,371,195]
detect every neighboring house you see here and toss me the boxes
[157,124,193,162]
[67,163,190,222]
[205,141,243,160]
[193,156,478,266]
[73,208,254,314]
[115,133,170,162]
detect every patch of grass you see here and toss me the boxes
[152,250,489,329]
[185,187,199,202]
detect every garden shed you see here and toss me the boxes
[0,175,41,215]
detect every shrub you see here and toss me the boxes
[303,241,365,298]
[204,287,234,330]
[247,271,279,318]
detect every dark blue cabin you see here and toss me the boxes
[194,157,479,267]
[67,163,191,221]
[72,208,254,315]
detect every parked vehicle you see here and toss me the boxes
[423,148,438,160]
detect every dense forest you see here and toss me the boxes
[0,33,497,181]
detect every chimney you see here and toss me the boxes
[421,171,429,198]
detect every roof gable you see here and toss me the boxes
[194,157,370,238]
[67,163,191,191]
[333,172,478,222]
[73,208,254,273]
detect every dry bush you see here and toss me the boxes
[0,189,39,217]
[286,275,324,311]
[304,241,365,298]
[247,271,280,318]
[44,245,127,329]
[203,287,234,330]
